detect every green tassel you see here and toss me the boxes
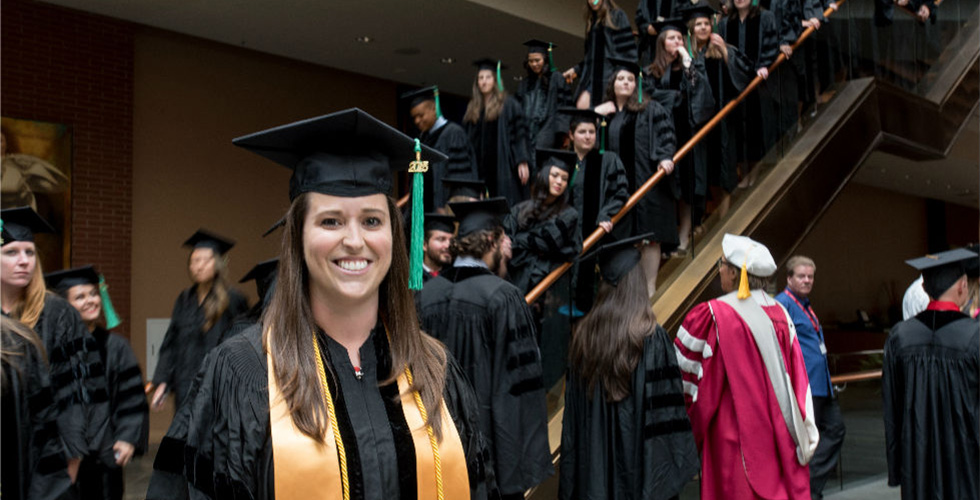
[548,43,557,72]
[496,61,504,92]
[570,161,580,187]
[599,119,607,154]
[751,0,758,6]
[434,86,443,119]
[0,218,4,245]
[687,34,693,61]
[99,275,122,329]
[408,139,425,290]
[638,72,643,104]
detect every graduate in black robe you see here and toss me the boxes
[516,40,573,152]
[560,233,699,499]
[150,108,495,499]
[566,0,638,108]
[559,108,630,311]
[226,257,279,340]
[151,230,248,410]
[464,59,531,207]
[503,149,582,295]
[717,2,779,178]
[45,265,150,500]
[149,325,495,500]
[402,86,478,212]
[1,207,108,477]
[761,0,803,141]
[685,3,755,213]
[1,317,72,500]
[417,198,553,499]
[645,18,716,248]
[883,249,980,500]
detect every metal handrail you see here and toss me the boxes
[524,0,847,305]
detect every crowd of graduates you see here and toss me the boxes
[0,0,965,499]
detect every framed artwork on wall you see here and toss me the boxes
[1,116,72,271]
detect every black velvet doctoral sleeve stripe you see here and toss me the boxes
[643,418,693,439]
[506,350,539,371]
[117,365,143,381]
[116,403,148,419]
[646,392,686,409]
[645,365,682,383]
[116,383,145,401]
[379,380,417,500]
[509,376,545,396]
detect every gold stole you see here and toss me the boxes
[267,347,470,499]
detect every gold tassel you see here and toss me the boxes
[737,259,751,300]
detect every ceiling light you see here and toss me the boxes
[441,57,455,64]
[355,36,373,43]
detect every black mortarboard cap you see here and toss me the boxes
[558,107,602,130]
[652,17,686,33]
[580,232,657,286]
[441,177,486,200]
[523,39,555,54]
[535,148,578,174]
[473,58,506,71]
[400,86,438,109]
[44,265,100,294]
[679,3,717,21]
[183,229,235,256]
[448,197,510,237]
[424,214,456,234]
[966,244,979,279]
[606,57,642,76]
[906,248,978,298]
[239,257,279,300]
[232,108,447,201]
[1,206,55,245]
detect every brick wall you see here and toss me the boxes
[2,0,135,338]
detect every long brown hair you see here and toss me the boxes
[602,69,648,113]
[463,73,507,124]
[1,316,47,390]
[583,0,625,29]
[262,194,448,443]
[689,18,725,59]
[648,31,684,79]
[569,261,656,402]
[7,260,48,328]
[515,166,572,229]
[191,249,231,332]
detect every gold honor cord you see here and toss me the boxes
[405,368,444,499]
[311,331,445,499]
[312,331,351,500]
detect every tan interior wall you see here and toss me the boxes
[794,183,931,326]
[130,29,399,374]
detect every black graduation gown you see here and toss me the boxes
[604,100,679,246]
[718,11,779,163]
[762,0,803,140]
[559,326,700,500]
[517,70,573,153]
[648,59,715,218]
[882,309,980,500]
[417,266,553,495]
[701,46,755,193]
[466,98,531,207]
[419,120,478,212]
[14,294,109,460]
[503,202,582,295]
[77,327,150,500]
[568,149,629,241]
[152,285,248,409]
[147,324,496,500]
[1,325,72,500]
[575,8,638,107]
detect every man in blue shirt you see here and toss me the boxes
[776,256,846,500]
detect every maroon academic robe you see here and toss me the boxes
[674,290,817,500]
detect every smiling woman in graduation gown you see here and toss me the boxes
[560,234,699,499]
[147,109,495,500]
